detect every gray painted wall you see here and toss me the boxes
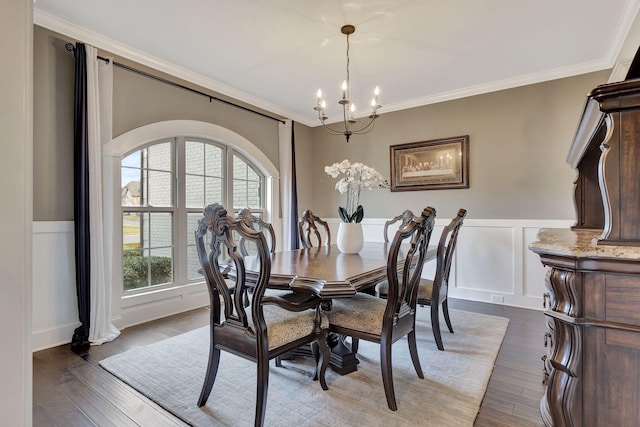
[33,26,75,221]
[34,25,610,225]
[33,25,282,221]
[306,71,610,221]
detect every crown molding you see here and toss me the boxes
[34,2,640,129]
[32,9,316,126]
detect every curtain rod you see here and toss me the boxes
[65,43,285,124]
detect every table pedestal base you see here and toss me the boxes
[327,333,359,375]
[278,333,359,375]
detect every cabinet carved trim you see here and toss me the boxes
[547,268,581,317]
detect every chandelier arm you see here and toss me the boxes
[350,117,377,134]
[319,121,349,135]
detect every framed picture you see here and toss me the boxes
[390,135,469,191]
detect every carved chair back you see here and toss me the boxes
[236,208,276,256]
[383,209,416,243]
[298,210,331,248]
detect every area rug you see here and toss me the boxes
[100,309,508,426]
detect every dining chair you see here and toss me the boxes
[327,206,436,411]
[298,209,331,248]
[350,209,417,355]
[378,208,467,351]
[195,203,330,427]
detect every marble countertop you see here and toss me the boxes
[529,228,640,259]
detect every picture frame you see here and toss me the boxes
[389,135,469,191]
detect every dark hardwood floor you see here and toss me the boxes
[33,299,546,426]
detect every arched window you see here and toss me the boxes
[121,137,267,292]
[106,120,279,325]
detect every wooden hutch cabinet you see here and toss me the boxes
[530,76,640,426]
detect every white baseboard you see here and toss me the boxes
[32,321,80,353]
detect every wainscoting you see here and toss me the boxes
[32,221,79,352]
[350,217,573,310]
[32,217,571,351]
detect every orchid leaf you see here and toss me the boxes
[352,205,364,223]
[338,207,349,223]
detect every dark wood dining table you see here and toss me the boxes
[245,242,437,374]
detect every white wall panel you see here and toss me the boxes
[32,222,79,351]
[523,226,550,298]
[454,225,515,294]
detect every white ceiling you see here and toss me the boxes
[34,0,640,127]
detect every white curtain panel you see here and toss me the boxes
[278,120,295,250]
[86,45,120,345]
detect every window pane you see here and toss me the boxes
[247,166,259,182]
[123,212,143,252]
[123,248,148,291]
[122,142,174,208]
[206,144,223,177]
[146,143,172,171]
[185,140,204,175]
[186,174,205,207]
[146,170,172,206]
[248,181,261,209]
[233,180,247,208]
[122,150,141,168]
[121,175,142,207]
[149,248,173,286]
[232,155,262,210]
[186,141,224,208]
[148,212,173,248]
[233,155,247,180]
[206,177,223,204]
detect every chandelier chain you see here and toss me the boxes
[346,33,350,99]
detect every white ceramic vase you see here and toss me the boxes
[336,222,364,254]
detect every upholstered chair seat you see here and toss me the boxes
[377,278,433,302]
[247,305,329,351]
[328,294,387,336]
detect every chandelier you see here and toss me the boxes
[314,25,381,143]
